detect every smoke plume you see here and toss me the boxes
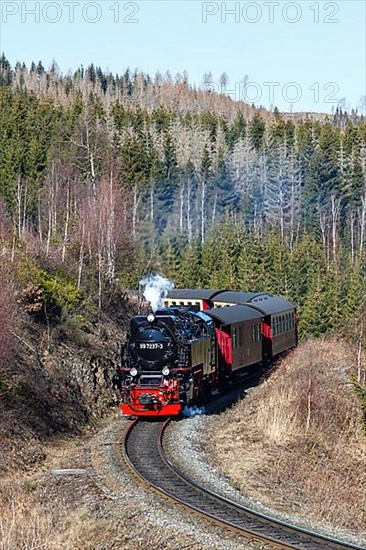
[182,405,206,417]
[139,274,174,312]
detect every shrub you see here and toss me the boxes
[17,261,83,324]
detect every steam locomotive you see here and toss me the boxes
[115,289,297,417]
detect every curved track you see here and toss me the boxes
[124,419,363,550]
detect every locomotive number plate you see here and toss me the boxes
[138,342,165,350]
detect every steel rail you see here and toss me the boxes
[123,419,364,550]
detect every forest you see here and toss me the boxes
[0,53,365,341]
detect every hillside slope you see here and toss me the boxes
[0,306,129,475]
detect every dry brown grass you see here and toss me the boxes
[205,339,366,535]
[0,481,58,550]
[0,479,205,550]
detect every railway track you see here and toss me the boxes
[124,419,364,550]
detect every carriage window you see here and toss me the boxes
[232,327,238,348]
[285,313,289,331]
[251,323,261,343]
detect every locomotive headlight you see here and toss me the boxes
[130,367,138,377]
[162,367,170,377]
[147,313,155,323]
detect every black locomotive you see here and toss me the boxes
[116,289,297,417]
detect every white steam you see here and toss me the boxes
[139,274,174,313]
[182,406,206,418]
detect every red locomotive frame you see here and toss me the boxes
[120,379,182,416]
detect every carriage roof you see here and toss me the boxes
[212,291,295,316]
[166,289,223,300]
[206,304,263,325]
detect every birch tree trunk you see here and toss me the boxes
[331,194,341,270]
[17,175,22,240]
[106,172,115,283]
[77,223,85,291]
[319,209,329,269]
[359,187,366,257]
[22,179,28,236]
[201,177,206,244]
[187,176,192,244]
[38,189,43,245]
[350,210,355,265]
[179,182,184,233]
[212,192,217,225]
[61,181,70,263]
[132,184,138,239]
[150,179,154,223]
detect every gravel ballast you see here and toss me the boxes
[165,414,365,548]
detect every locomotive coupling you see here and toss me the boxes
[139,393,159,405]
